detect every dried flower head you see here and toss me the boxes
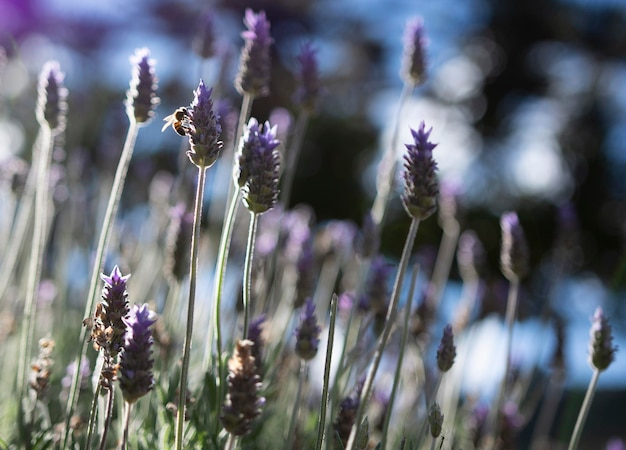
[428,402,444,438]
[589,307,617,372]
[294,42,321,113]
[500,212,529,281]
[235,9,272,97]
[220,340,265,436]
[401,122,439,220]
[118,304,156,403]
[234,118,281,214]
[29,338,55,396]
[401,17,427,86]
[295,298,321,361]
[125,48,159,125]
[436,324,456,372]
[36,61,68,133]
[186,80,224,168]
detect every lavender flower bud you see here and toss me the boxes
[192,11,216,59]
[234,118,281,214]
[215,98,237,146]
[401,122,439,220]
[456,230,486,282]
[89,266,131,358]
[235,9,272,98]
[295,298,321,361]
[500,212,529,281]
[356,212,379,260]
[220,340,265,436]
[428,402,444,438]
[125,48,159,125]
[359,255,392,313]
[294,42,321,113]
[333,384,362,449]
[164,203,194,283]
[294,238,315,308]
[118,304,156,403]
[436,324,456,372]
[36,61,68,133]
[401,17,427,86]
[589,307,617,372]
[186,80,224,168]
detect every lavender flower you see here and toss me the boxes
[294,237,315,308]
[186,80,224,168]
[89,266,131,358]
[215,98,237,145]
[164,203,194,283]
[234,118,281,214]
[359,256,393,313]
[235,9,272,98]
[295,299,321,361]
[125,48,159,125]
[334,381,363,448]
[192,11,216,59]
[456,230,486,282]
[500,212,529,281]
[401,122,439,220]
[356,212,379,260]
[294,42,321,113]
[400,17,427,86]
[36,61,68,133]
[220,340,265,436]
[436,324,456,372]
[589,307,617,372]
[118,304,156,403]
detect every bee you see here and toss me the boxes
[161,107,190,136]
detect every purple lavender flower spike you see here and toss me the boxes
[234,118,281,214]
[401,122,439,220]
[247,314,266,373]
[125,48,159,125]
[294,42,321,113]
[186,80,224,168]
[500,212,529,281]
[589,307,617,372]
[192,11,216,59]
[359,256,393,313]
[356,212,378,260]
[456,230,486,282]
[294,238,315,308]
[295,298,321,361]
[164,203,194,283]
[36,61,68,133]
[235,9,272,98]
[118,303,156,403]
[401,17,427,86]
[436,324,456,372]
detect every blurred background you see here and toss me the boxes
[1,0,625,446]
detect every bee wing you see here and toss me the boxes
[161,114,174,132]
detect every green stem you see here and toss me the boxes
[381,263,419,448]
[85,382,102,449]
[568,369,600,450]
[63,120,140,449]
[345,218,421,450]
[490,277,520,448]
[243,212,258,339]
[17,126,52,398]
[225,434,237,450]
[175,165,208,450]
[286,360,306,449]
[98,385,115,450]
[315,293,339,450]
[280,111,309,208]
[121,401,132,450]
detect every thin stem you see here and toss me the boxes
[490,277,520,449]
[17,126,52,398]
[242,212,258,339]
[98,386,115,450]
[381,263,419,448]
[225,434,237,450]
[286,360,307,449]
[63,120,140,449]
[175,165,208,450]
[425,221,460,313]
[280,111,309,208]
[85,383,102,449]
[370,82,413,229]
[121,401,132,450]
[568,369,600,450]
[346,218,421,450]
[315,293,339,450]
